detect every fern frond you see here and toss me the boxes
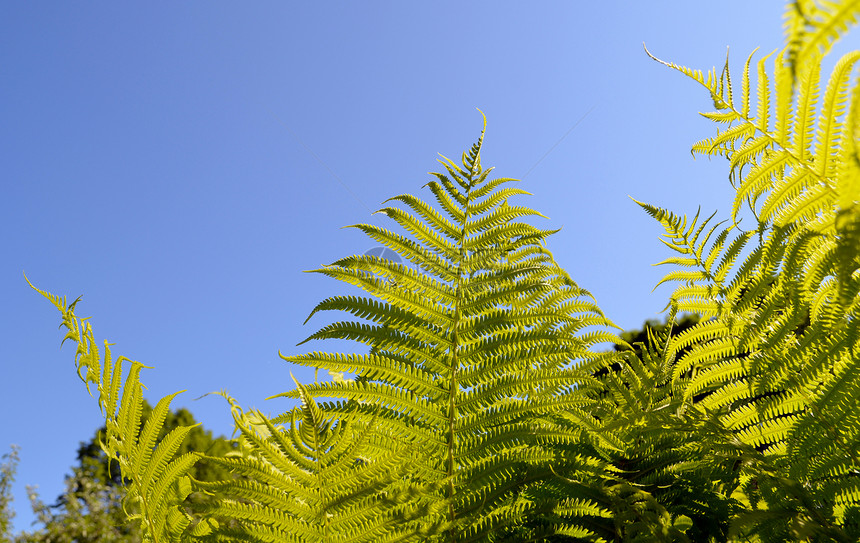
[785,0,860,72]
[30,283,203,542]
[645,12,860,534]
[276,123,617,540]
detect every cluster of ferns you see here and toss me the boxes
[30,1,860,541]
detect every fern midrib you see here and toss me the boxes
[446,166,476,543]
[131,470,162,543]
[309,402,331,543]
[737,102,835,193]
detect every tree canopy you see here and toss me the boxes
[9,404,234,543]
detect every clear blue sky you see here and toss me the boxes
[2,2,785,534]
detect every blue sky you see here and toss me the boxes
[2,2,787,534]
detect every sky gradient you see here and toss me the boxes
[2,2,791,534]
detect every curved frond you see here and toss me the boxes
[29,281,204,543]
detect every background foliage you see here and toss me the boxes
[4,405,233,543]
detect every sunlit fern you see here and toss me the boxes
[276,115,617,540]
[29,278,425,543]
[29,3,860,541]
[641,1,860,538]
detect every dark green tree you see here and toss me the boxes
[0,446,20,543]
[17,468,138,543]
[615,314,700,354]
[14,404,235,543]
